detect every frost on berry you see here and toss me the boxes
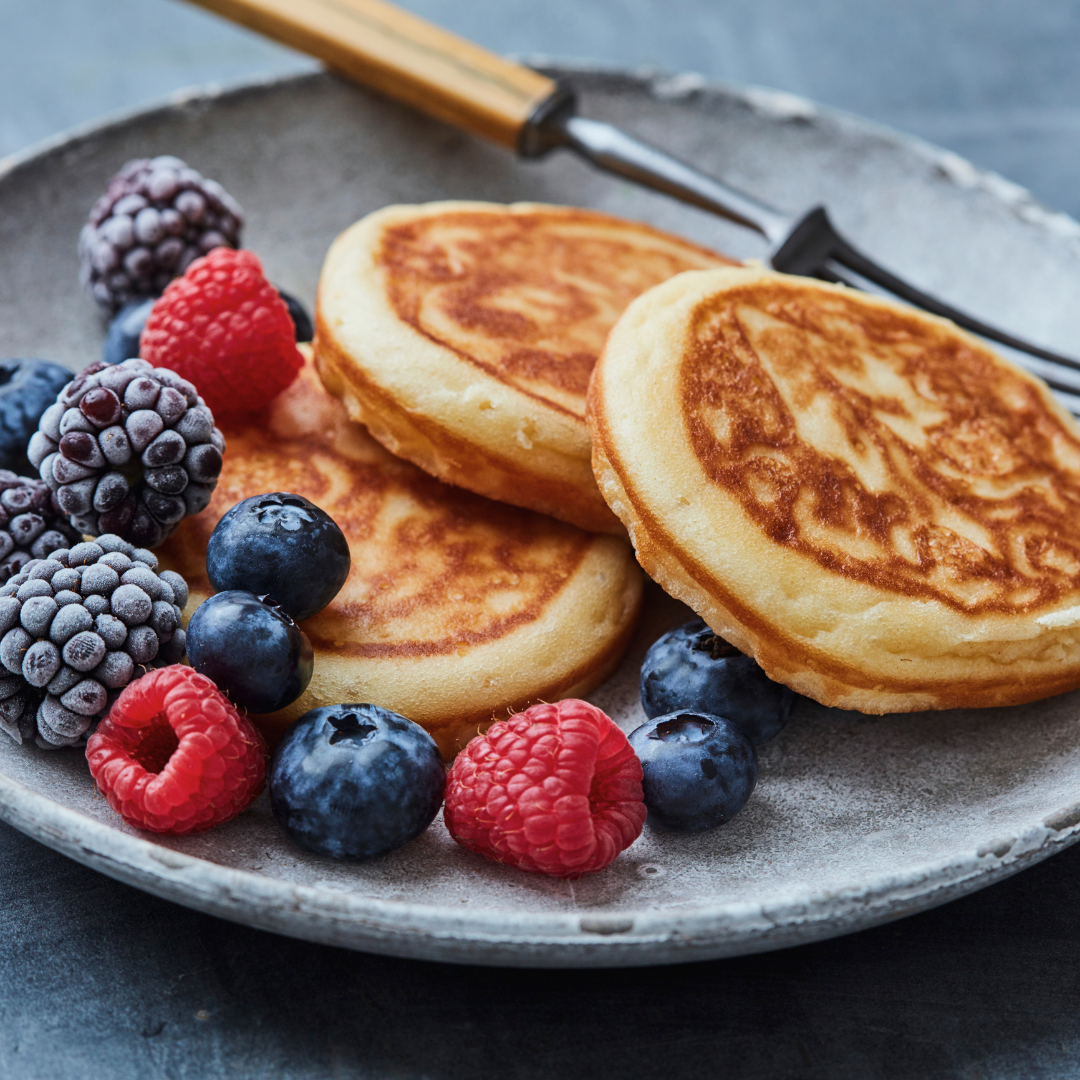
[0,473,78,584]
[33,359,225,546]
[0,534,191,750]
[86,665,266,834]
[79,155,244,313]
[444,699,646,878]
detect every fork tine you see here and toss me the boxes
[770,206,1080,414]
[820,259,1080,406]
[773,207,1080,376]
[545,113,1080,404]
[829,231,1080,376]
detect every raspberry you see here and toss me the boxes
[140,248,303,416]
[86,665,265,834]
[444,699,646,878]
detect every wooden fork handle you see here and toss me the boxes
[185,0,563,150]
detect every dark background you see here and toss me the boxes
[4,1,1080,1076]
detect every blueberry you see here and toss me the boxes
[640,619,795,744]
[206,493,350,622]
[276,288,314,343]
[102,298,154,365]
[628,712,757,831]
[0,360,74,474]
[186,590,313,713]
[269,703,446,860]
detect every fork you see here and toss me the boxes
[187,0,1080,413]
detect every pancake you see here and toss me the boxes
[158,348,642,757]
[314,201,735,533]
[590,266,1080,713]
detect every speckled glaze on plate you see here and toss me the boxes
[2,68,1080,968]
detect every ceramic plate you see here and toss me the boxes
[2,68,1080,968]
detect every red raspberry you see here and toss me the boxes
[86,665,266,834]
[140,247,302,416]
[444,699,646,878]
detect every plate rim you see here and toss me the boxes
[5,756,1080,968]
[4,66,1080,968]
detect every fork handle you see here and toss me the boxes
[184,0,561,150]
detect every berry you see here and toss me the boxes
[79,155,244,313]
[278,289,314,343]
[269,703,445,860]
[628,712,757,831]
[102,298,155,366]
[0,360,76,475]
[86,665,265,834]
[0,534,189,749]
[186,590,313,714]
[103,288,310,368]
[0,473,78,585]
[140,248,303,416]
[640,619,794,744]
[444,699,646,878]
[207,493,350,622]
[29,358,225,547]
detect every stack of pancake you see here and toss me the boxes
[161,203,734,753]
[165,200,1080,755]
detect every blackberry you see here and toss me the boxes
[28,358,225,548]
[0,534,190,750]
[79,155,244,314]
[0,360,75,475]
[0,473,78,584]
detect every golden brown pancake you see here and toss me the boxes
[314,201,735,533]
[590,266,1080,712]
[158,349,642,756]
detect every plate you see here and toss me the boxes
[2,68,1080,968]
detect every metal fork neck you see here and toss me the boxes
[525,106,792,244]
[522,91,1080,408]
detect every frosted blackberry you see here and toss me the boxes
[0,534,189,750]
[79,155,244,313]
[29,358,225,547]
[0,473,78,584]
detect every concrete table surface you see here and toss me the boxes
[3,1,1080,1076]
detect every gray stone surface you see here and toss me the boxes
[4,1,1080,1076]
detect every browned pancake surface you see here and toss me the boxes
[590,266,1080,711]
[682,280,1080,613]
[162,360,595,651]
[159,353,643,753]
[378,207,733,418]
